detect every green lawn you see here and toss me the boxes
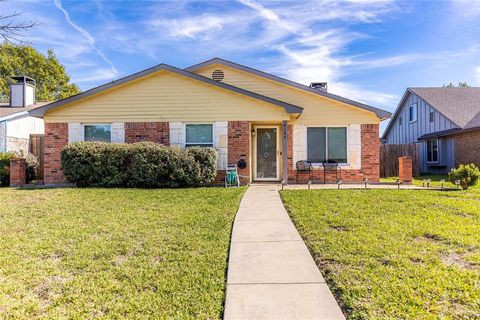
[380,174,472,189]
[281,188,480,319]
[0,187,245,319]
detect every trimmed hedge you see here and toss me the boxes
[61,142,218,188]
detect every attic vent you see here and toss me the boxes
[212,69,224,82]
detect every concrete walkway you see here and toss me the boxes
[224,185,345,320]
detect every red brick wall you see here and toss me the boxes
[228,121,250,183]
[44,123,68,184]
[9,158,26,187]
[125,122,169,145]
[287,123,380,183]
[454,130,480,167]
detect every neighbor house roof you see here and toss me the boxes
[382,87,480,139]
[186,57,391,120]
[29,64,303,118]
[0,102,50,120]
[409,87,480,129]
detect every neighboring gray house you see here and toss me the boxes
[382,87,480,174]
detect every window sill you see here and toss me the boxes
[311,163,349,168]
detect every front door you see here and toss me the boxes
[255,127,279,180]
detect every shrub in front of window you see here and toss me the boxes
[61,142,218,188]
[448,163,480,190]
[0,152,16,186]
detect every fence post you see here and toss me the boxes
[398,156,413,185]
[9,158,26,187]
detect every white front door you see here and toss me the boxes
[254,126,280,181]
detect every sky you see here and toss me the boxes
[2,0,480,132]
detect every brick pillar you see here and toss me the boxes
[361,124,380,182]
[44,123,68,184]
[9,158,26,187]
[228,121,250,184]
[399,156,413,184]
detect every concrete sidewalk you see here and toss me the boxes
[224,185,345,320]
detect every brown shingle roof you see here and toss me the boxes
[0,102,51,118]
[409,87,480,129]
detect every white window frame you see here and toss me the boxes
[409,103,418,123]
[306,126,349,165]
[83,123,112,143]
[426,139,440,163]
[184,123,214,147]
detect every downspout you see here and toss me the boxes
[282,120,288,184]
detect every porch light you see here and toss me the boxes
[308,180,312,190]
[363,177,368,189]
[455,179,461,189]
[251,129,255,137]
[337,179,342,190]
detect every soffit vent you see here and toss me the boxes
[212,69,225,82]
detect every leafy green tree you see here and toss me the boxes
[443,82,471,88]
[0,42,80,102]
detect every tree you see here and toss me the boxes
[0,1,37,43]
[443,82,471,88]
[0,42,80,102]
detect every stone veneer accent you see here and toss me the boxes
[9,158,26,187]
[228,121,250,184]
[288,123,380,183]
[454,129,480,167]
[44,123,68,184]
[125,122,169,145]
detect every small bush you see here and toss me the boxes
[0,152,16,186]
[24,153,39,182]
[61,142,218,188]
[448,163,480,190]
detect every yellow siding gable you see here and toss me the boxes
[44,70,290,123]
[193,64,380,125]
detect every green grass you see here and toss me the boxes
[380,174,479,189]
[0,187,245,319]
[281,188,480,319]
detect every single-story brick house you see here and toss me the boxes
[29,58,391,185]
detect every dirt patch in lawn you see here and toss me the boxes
[441,252,476,270]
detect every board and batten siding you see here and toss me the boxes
[384,91,458,173]
[44,70,289,123]
[192,64,380,125]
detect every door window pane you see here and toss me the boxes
[328,127,347,163]
[84,125,111,142]
[186,124,213,147]
[307,127,326,163]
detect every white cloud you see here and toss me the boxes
[476,66,480,85]
[149,15,229,39]
[74,68,119,84]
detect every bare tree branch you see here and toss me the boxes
[0,1,37,44]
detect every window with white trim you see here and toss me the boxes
[409,104,417,122]
[185,124,213,147]
[307,127,347,163]
[84,124,111,142]
[426,139,439,163]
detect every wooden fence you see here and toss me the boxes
[380,143,420,178]
[29,134,44,180]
